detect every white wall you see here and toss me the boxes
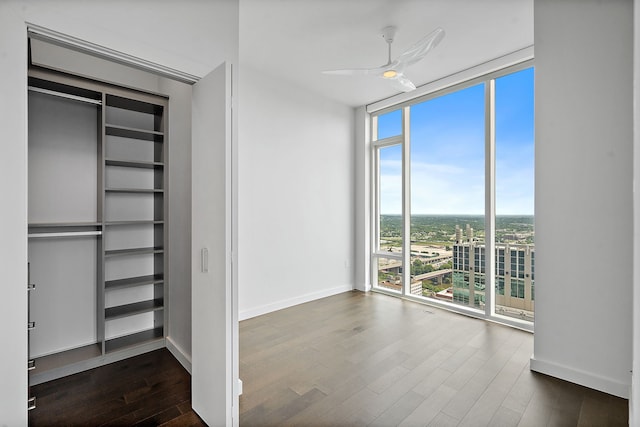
[532,0,633,398]
[237,65,355,319]
[0,5,28,425]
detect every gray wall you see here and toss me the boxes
[532,0,633,397]
[634,0,640,422]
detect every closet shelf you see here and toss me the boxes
[105,158,164,169]
[105,187,164,193]
[29,231,101,239]
[105,124,164,142]
[28,222,102,237]
[28,86,102,105]
[104,220,164,226]
[105,274,164,291]
[105,299,163,321]
[104,327,164,353]
[29,222,102,228]
[29,343,103,385]
[105,246,163,257]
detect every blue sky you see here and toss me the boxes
[378,67,534,215]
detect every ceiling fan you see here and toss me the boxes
[323,26,445,92]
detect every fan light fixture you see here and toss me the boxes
[323,26,445,93]
[382,70,398,79]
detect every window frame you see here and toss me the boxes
[369,60,534,332]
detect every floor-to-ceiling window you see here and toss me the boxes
[372,110,403,293]
[371,63,534,329]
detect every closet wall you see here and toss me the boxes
[28,85,100,359]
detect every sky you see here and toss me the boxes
[378,67,534,216]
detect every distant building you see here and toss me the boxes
[453,225,535,319]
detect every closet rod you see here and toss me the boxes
[28,86,102,106]
[28,231,102,239]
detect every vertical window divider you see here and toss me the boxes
[485,79,496,317]
[371,115,379,258]
[402,106,411,296]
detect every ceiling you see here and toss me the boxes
[239,0,533,107]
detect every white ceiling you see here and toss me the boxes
[239,0,533,107]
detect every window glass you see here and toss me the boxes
[495,67,535,320]
[378,144,402,253]
[375,256,403,293]
[409,83,485,310]
[377,109,402,139]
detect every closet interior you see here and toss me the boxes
[27,66,169,390]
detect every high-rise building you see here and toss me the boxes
[452,236,534,321]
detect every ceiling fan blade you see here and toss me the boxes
[322,68,377,76]
[395,27,445,69]
[388,74,416,92]
[322,63,392,76]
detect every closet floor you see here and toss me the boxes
[29,348,204,426]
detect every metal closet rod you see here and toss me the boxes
[28,231,102,239]
[28,86,102,106]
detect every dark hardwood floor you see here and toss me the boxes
[29,348,205,426]
[30,291,628,426]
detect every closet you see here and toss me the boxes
[27,66,168,387]
[16,31,235,425]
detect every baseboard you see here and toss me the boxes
[239,284,354,321]
[166,336,192,374]
[530,356,630,399]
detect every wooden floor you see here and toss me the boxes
[29,348,205,426]
[30,291,627,426]
[239,291,628,427]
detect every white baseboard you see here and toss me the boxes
[239,284,354,321]
[530,356,630,399]
[166,336,192,374]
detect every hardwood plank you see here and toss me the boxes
[398,383,458,426]
[158,411,206,427]
[427,411,462,427]
[489,406,523,427]
[369,390,425,427]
